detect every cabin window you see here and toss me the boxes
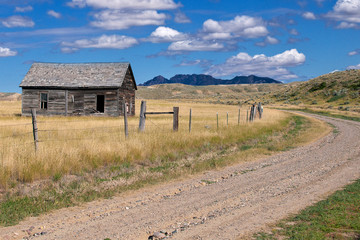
[40,93,48,109]
[96,95,105,113]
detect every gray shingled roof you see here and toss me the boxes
[20,62,135,88]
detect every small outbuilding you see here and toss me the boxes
[19,62,137,116]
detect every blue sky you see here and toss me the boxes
[0,0,359,92]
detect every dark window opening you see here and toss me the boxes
[96,95,105,113]
[40,93,48,109]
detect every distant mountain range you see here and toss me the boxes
[139,74,282,86]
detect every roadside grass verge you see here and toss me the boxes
[276,107,360,122]
[0,101,330,226]
[254,179,360,240]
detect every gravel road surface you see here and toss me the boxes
[1,113,359,240]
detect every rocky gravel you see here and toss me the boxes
[0,113,359,240]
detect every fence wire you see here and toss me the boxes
[0,107,262,151]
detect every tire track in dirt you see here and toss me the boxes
[0,113,359,240]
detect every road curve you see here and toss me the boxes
[1,113,359,240]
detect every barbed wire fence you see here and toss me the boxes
[0,101,263,153]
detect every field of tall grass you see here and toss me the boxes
[0,100,296,188]
[0,99,333,226]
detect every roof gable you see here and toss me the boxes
[20,62,136,89]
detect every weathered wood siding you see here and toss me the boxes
[22,89,123,116]
[67,91,84,115]
[22,89,66,116]
[48,90,66,115]
[22,89,41,115]
[118,69,136,116]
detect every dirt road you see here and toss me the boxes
[1,113,359,240]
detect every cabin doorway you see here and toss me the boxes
[96,95,105,113]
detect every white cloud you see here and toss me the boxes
[0,47,17,57]
[289,29,299,35]
[2,15,35,28]
[205,49,306,80]
[168,40,224,51]
[67,0,180,10]
[336,21,358,28]
[201,15,269,40]
[302,11,316,20]
[266,36,279,44]
[177,59,210,67]
[347,63,360,69]
[91,10,166,29]
[148,26,187,43]
[325,0,360,28]
[256,36,280,47]
[15,6,33,12]
[47,10,62,18]
[61,34,138,51]
[174,11,191,23]
[60,47,80,54]
[348,49,360,55]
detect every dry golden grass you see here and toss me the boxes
[0,100,290,188]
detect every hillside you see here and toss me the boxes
[140,74,282,86]
[270,69,360,109]
[137,83,285,105]
[0,92,21,101]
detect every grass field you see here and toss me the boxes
[0,100,286,187]
[0,99,330,226]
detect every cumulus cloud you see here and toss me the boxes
[15,6,33,12]
[325,0,360,28]
[68,0,181,31]
[302,11,316,20]
[347,63,360,69]
[2,15,35,28]
[61,34,138,52]
[205,49,306,80]
[67,0,180,10]
[256,36,280,47]
[147,26,187,43]
[47,10,62,18]
[201,15,269,40]
[168,40,224,52]
[0,47,17,57]
[90,10,166,29]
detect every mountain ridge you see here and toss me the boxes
[139,74,282,86]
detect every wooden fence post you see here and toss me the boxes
[246,109,249,123]
[250,105,254,122]
[173,107,179,132]
[139,100,146,132]
[249,107,252,122]
[258,102,262,119]
[123,101,128,138]
[253,104,256,121]
[189,108,192,133]
[31,108,38,152]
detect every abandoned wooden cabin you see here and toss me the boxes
[19,62,137,116]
